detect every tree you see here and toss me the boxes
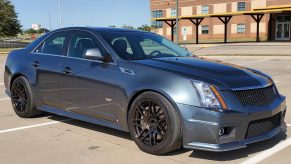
[37,28,49,34]
[24,28,37,34]
[24,28,49,34]
[137,24,151,32]
[121,24,134,29]
[0,0,21,37]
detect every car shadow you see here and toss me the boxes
[43,113,287,161]
[44,113,132,141]
[164,133,287,161]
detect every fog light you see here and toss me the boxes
[218,128,225,136]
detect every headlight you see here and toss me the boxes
[192,81,228,112]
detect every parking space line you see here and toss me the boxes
[287,124,291,127]
[0,98,10,101]
[241,137,291,164]
[0,119,71,134]
[0,83,4,85]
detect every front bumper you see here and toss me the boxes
[178,96,287,152]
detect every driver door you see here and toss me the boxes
[60,31,119,122]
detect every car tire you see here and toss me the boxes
[128,91,182,155]
[10,76,42,118]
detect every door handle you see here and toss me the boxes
[32,61,39,68]
[63,67,74,75]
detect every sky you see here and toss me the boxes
[11,0,151,30]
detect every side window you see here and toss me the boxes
[41,32,68,55]
[68,32,107,59]
[111,37,133,54]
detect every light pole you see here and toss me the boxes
[59,0,63,28]
[176,0,179,44]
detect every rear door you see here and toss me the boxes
[30,31,69,108]
[60,30,119,122]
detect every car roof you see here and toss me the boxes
[53,26,150,33]
[25,27,153,51]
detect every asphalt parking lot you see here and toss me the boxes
[0,55,290,164]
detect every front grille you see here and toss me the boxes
[246,112,281,138]
[234,85,278,106]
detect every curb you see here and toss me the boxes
[0,52,8,56]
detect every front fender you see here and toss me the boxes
[114,62,201,131]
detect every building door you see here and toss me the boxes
[276,16,290,40]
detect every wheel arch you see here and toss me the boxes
[9,73,30,91]
[126,89,184,131]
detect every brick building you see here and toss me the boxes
[150,0,291,42]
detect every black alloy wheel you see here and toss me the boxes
[133,99,167,147]
[10,77,42,118]
[11,81,28,114]
[128,92,182,155]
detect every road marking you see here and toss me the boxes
[0,83,4,85]
[0,119,71,134]
[274,80,280,83]
[241,137,291,164]
[287,66,291,68]
[287,124,291,127]
[0,98,10,101]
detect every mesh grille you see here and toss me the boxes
[234,85,278,106]
[246,112,281,138]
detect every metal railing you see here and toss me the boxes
[0,40,29,48]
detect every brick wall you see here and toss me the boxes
[150,0,291,42]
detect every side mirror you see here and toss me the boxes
[84,48,105,61]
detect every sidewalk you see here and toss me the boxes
[183,42,291,56]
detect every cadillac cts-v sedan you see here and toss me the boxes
[4,27,287,155]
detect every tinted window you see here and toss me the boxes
[41,32,68,55]
[68,31,108,59]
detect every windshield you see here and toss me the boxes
[100,31,192,60]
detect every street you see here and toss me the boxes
[0,55,290,164]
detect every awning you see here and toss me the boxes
[152,6,291,43]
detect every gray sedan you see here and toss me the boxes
[4,27,287,155]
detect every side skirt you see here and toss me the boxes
[38,105,125,131]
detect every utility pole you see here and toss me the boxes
[59,1,63,28]
[49,9,52,30]
[176,0,179,44]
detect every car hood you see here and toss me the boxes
[133,57,272,91]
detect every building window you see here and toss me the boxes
[276,16,291,22]
[171,9,177,17]
[237,24,246,33]
[237,2,246,11]
[202,25,209,34]
[151,10,163,28]
[202,5,209,14]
